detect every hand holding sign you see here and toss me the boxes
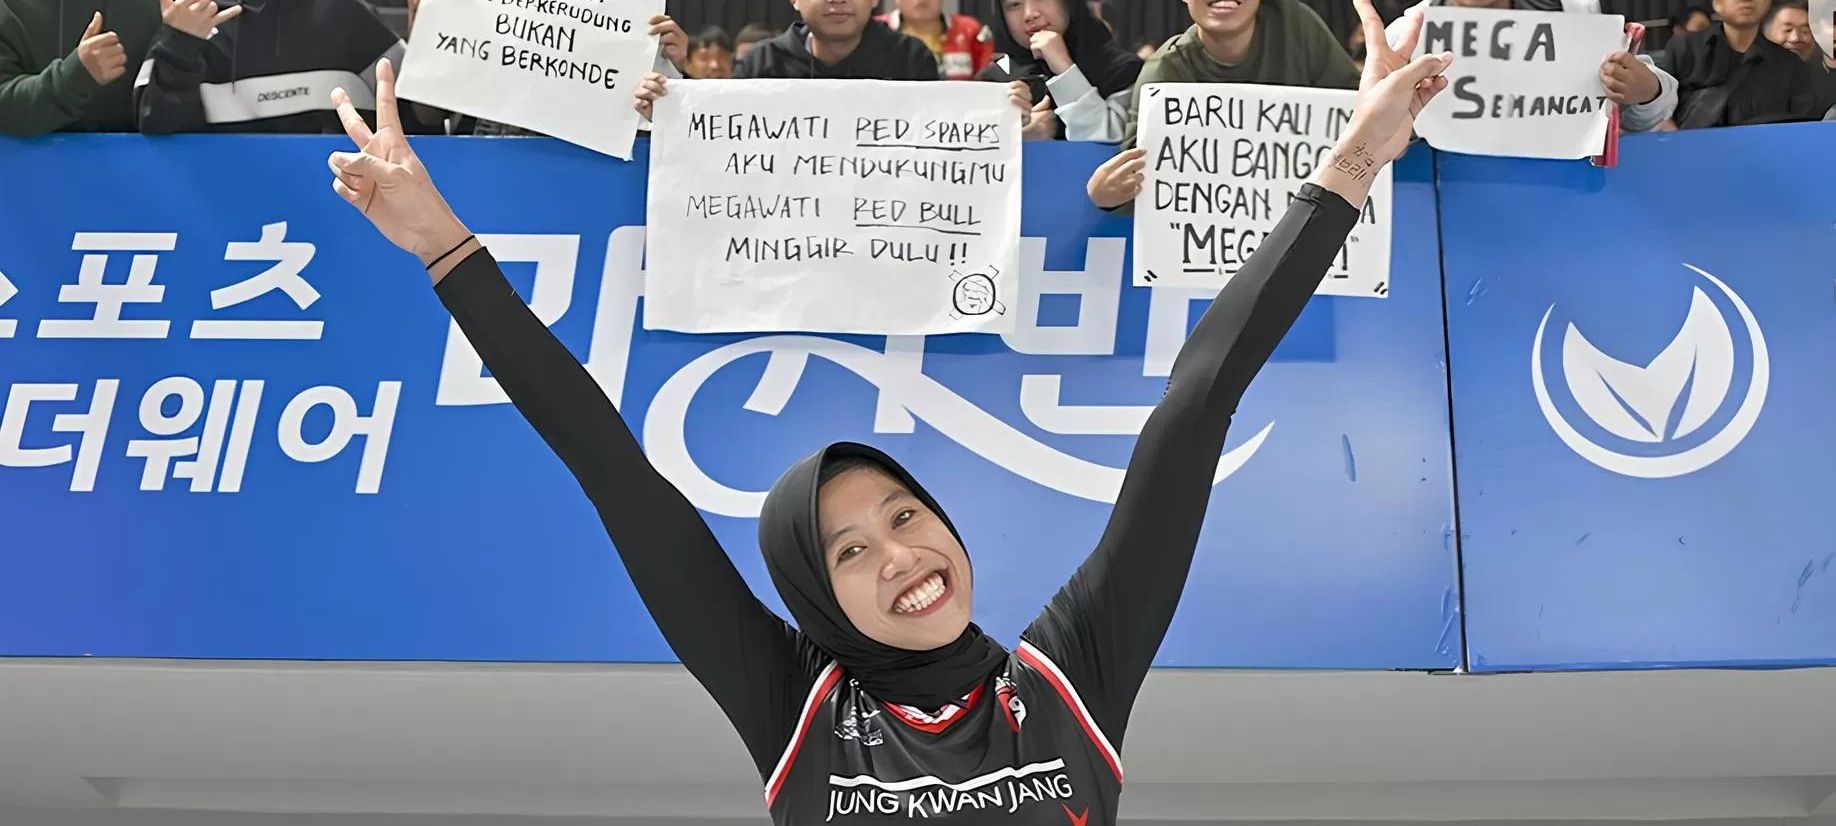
[651,14,688,69]
[1599,51,1659,106]
[327,60,473,279]
[1086,147,1144,210]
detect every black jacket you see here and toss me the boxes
[134,0,412,134]
[734,20,937,81]
[1659,26,1820,128]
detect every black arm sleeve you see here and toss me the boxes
[434,251,824,779]
[1020,184,1361,748]
[133,26,225,135]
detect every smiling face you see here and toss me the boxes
[819,465,973,651]
[1767,4,1816,59]
[1186,0,1260,39]
[794,0,875,43]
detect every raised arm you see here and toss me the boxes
[322,60,819,779]
[1023,0,1453,750]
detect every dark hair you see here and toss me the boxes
[736,22,777,46]
[981,0,1143,98]
[818,454,889,489]
[1765,0,1809,26]
[1672,5,1710,26]
[690,25,735,54]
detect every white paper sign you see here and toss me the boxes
[1814,0,1835,58]
[1412,8,1626,159]
[644,79,1023,335]
[396,0,662,159]
[1133,83,1392,298]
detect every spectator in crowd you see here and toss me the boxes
[634,1,1033,132]
[1674,5,1713,36]
[735,22,776,62]
[730,0,938,79]
[1763,0,1836,109]
[1089,0,1357,209]
[1659,0,1820,127]
[686,25,735,79]
[1384,0,1678,133]
[1,0,161,136]
[135,0,424,134]
[1765,0,1816,59]
[978,0,1143,142]
[1116,0,1360,152]
[879,0,995,79]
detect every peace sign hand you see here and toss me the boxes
[1317,0,1453,201]
[159,0,241,40]
[327,59,473,280]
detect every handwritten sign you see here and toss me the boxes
[396,0,663,159]
[1412,8,1626,159]
[1133,83,1391,297]
[643,79,1023,335]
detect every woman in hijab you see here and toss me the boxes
[979,0,1144,141]
[323,3,1451,819]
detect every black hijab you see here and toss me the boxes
[758,442,1008,710]
[981,0,1143,98]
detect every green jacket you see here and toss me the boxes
[1121,0,1360,151]
[1,0,161,136]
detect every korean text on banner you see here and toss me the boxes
[1133,83,1391,297]
[643,79,1024,335]
[395,0,663,159]
[1412,8,1626,159]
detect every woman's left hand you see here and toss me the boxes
[1317,0,1453,201]
[1029,30,1073,75]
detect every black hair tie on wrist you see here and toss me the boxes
[427,235,477,270]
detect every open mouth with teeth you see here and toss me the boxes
[892,570,953,617]
[1206,0,1243,12]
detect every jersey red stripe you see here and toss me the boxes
[880,682,986,734]
[765,663,844,808]
[1016,643,1123,783]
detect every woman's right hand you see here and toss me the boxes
[328,59,474,281]
[1086,147,1146,210]
[1029,30,1073,75]
[634,71,669,120]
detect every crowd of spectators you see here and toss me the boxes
[2,0,1828,147]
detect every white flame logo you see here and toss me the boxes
[644,336,1272,517]
[1530,264,1768,478]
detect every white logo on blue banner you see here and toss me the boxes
[1530,264,1768,478]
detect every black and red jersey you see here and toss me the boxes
[433,185,1361,824]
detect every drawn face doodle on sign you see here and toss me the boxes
[949,268,1006,317]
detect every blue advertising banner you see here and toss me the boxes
[1441,123,1836,672]
[0,136,1460,669]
